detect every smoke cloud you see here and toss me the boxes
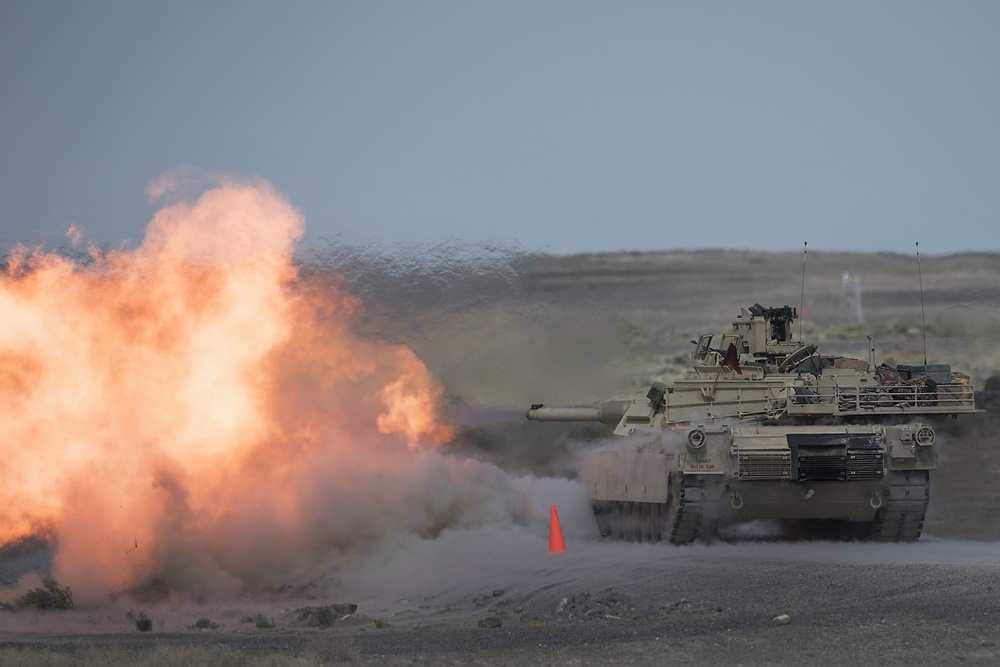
[0,174,587,606]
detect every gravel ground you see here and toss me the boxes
[348,539,1000,665]
[3,538,1000,665]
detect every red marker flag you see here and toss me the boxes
[721,342,742,375]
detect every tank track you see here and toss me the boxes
[592,475,726,545]
[865,469,930,542]
[668,475,727,545]
[593,500,670,543]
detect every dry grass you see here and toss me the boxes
[0,633,361,666]
[307,632,360,662]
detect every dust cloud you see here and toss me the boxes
[0,173,599,608]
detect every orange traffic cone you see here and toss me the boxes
[548,505,567,553]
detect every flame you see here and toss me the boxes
[0,177,454,603]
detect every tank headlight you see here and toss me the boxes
[915,427,935,446]
[687,428,706,449]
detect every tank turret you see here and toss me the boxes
[527,303,978,544]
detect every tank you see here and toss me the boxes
[527,303,979,544]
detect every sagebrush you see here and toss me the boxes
[12,577,73,610]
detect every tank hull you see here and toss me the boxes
[582,424,932,543]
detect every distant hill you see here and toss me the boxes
[522,249,1000,328]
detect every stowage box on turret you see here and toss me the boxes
[527,304,978,544]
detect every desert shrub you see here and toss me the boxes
[186,616,219,630]
[313,605,335,627]
[254,613,276,629]
[14,577,73,610]
[133,611,152,632]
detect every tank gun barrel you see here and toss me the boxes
[526,400,630,425]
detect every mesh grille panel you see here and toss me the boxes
[738,451,791,480]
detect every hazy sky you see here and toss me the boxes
[2,1,998,256]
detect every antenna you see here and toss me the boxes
[798,242,807,341]
[916,242,927,366]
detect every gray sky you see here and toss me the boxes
[2,1,998,256]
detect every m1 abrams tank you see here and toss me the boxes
[527,304,978,544]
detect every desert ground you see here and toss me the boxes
[3,247,1000,665]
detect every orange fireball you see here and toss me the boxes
[0,177,453,603]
